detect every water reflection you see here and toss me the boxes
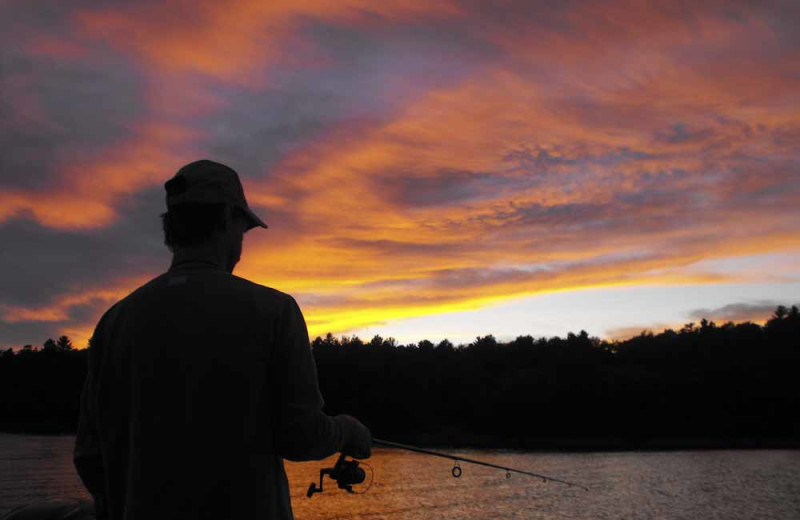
[2,434,799,519]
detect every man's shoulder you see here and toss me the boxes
[94,274,169,323]
[228,273,296,307]
[119,273,171,304]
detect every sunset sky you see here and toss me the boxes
[2,0,799,349]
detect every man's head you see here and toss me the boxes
[161,160,267,271]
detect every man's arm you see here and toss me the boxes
[271,296,371,461]
[74,328,109,518]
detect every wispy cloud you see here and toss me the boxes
[689,301,798,324]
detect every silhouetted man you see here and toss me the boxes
[74,160,371,520]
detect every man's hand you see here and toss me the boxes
[338,415,372,459]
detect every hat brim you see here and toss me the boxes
[242,206,268,230]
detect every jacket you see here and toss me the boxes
[74,260,349,519]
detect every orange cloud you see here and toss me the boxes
[0,275,151,349]
[77,0,463,81]
[0,121,194,229]
[1,286,130,324]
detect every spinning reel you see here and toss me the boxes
[307,453,368,497]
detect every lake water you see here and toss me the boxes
[1,433,799,519]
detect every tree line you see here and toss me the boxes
[1,306,798,448]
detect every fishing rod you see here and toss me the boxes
[307,439,588,497]
[374,438,589,491]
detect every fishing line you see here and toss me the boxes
[350,461,374,495]
[373,438,589,491]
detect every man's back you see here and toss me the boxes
[76,261,341,519]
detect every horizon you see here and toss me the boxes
[2,1,799,349]
[5,303,797,352]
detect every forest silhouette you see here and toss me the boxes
[1,306,798,449]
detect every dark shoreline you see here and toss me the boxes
[4,312,798,453]
[383,434,800,452]
[3,428,798,453]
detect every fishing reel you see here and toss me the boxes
[307,453,367,497]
